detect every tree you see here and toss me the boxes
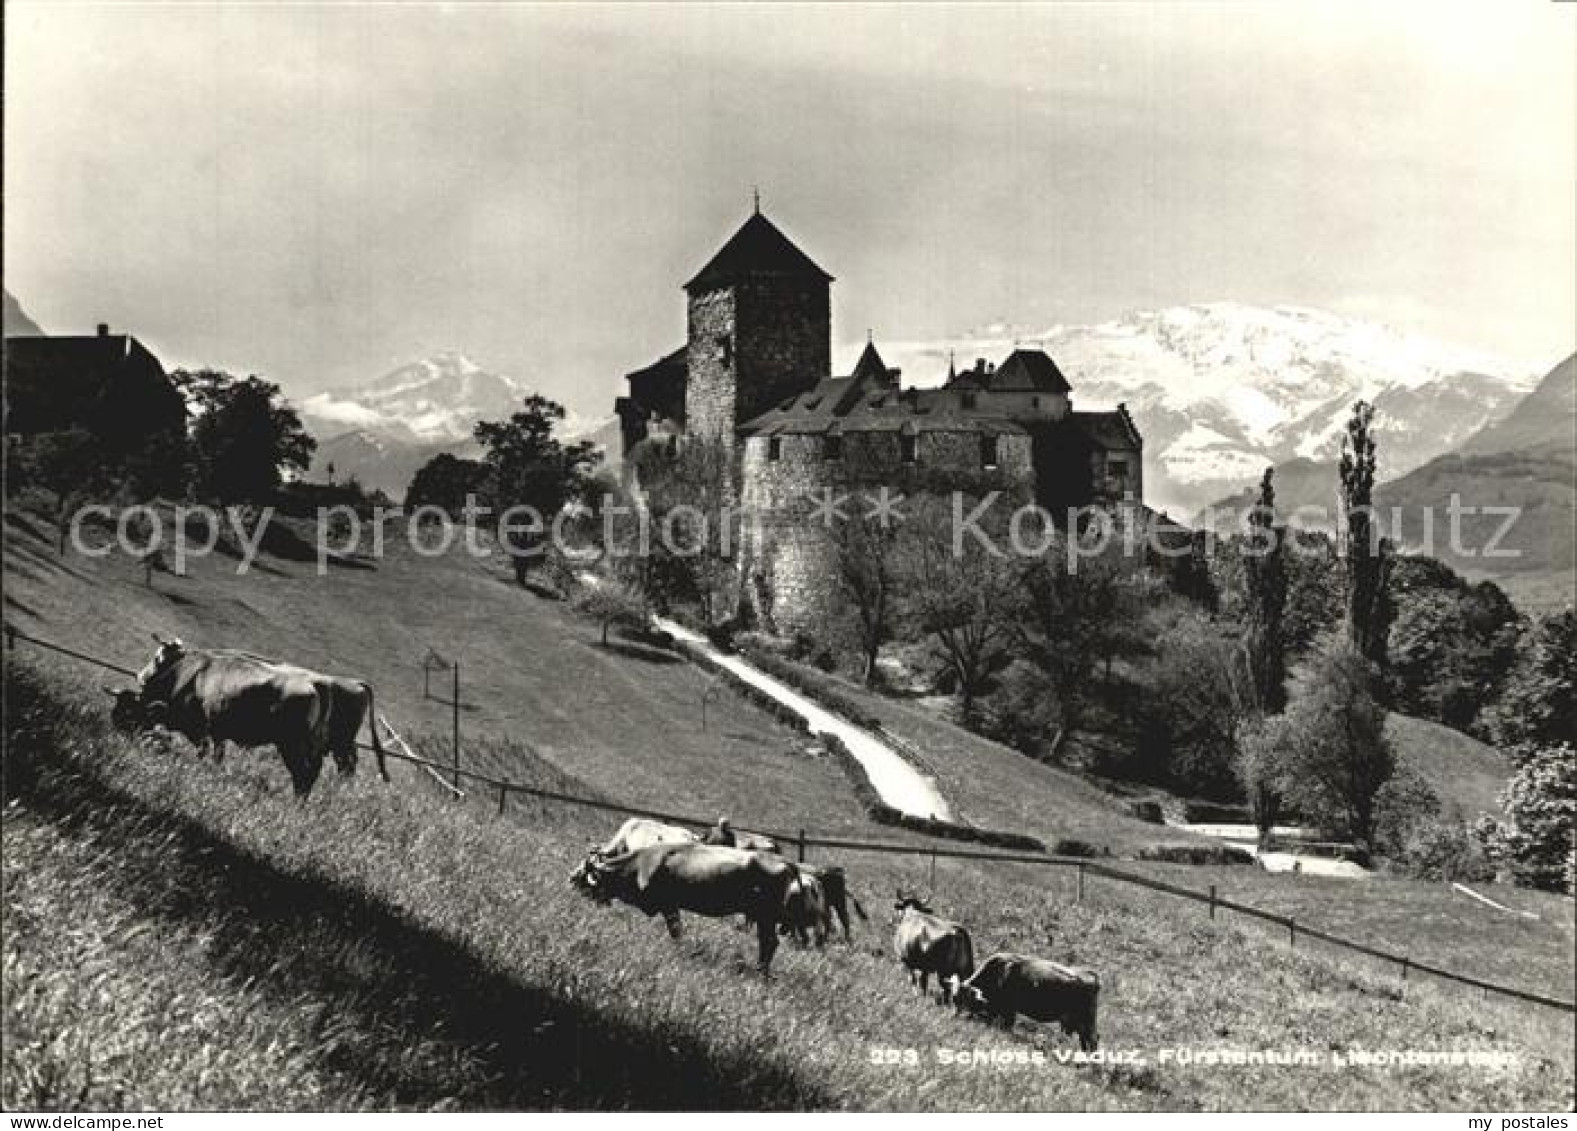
[406,452,488,517]
[1144,609,1253,799]
[177,370,315,504]
[1237,468,1288,835]
[898,494,1024,720]
[571,579,649,646]
[829,504,904,686]
[1016,546,1150,728]
[1388,565,1520,732]
[633,434,740,628]
[1488,744,1576,893]
[474,394,601,586]
[1338,401,1394,674]
[1478,610,1577,891]
[1272,635,1396,854]
[1240,468,1288,714]
[6,428,115,554]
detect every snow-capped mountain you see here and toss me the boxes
[845,303,1541,517]
[300,351,528,446]
[299,351,620,499]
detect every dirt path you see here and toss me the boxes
[656,618,954,821]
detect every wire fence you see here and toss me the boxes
[5,623,1573,1016]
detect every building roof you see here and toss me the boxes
[684,211,834,293]
[992,348,1071,393]
[739,344,1142,450]
[624,345,686,386]
[4,328,184,438]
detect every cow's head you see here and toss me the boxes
[104,686,145,732]
[138,635,186,685]
[103,686,169,734]
[568,853,613,902]
[952,980,990,1016]
[893,890,933,916]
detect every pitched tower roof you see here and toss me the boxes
[684,211,835,293]
[992,348,1071,393]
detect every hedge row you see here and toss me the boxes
[816,732,1047,853]
[1137,844,1257,866]
[733,643,886,732]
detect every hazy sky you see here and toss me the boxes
[5,2,1574,418]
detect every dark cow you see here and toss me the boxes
[703,816,780,854]
[892,893,975,1003]
[802,864,867,942]
[135,638,333,796]
[570,842,800,973]
[782,869,830,946]
[212,649,388,782]
[954,952,1101,1051]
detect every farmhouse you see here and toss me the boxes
[4,322,186,454]
[613,209,1148,629]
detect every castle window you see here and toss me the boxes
[900,434,917,464]
[824,434,843,461]
[1109,457,1129,480]
[716,335,733,367]
[980,434,999,470]
[962,392,977,409]
[767,437,782,462]
[1032,396,1041,409]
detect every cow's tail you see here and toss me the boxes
[849,891,869,921]
[363,682,389,783]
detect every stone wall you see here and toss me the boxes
[685,288,737,441]
[740,428,1035,633]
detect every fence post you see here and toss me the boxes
[1076,862,1085,903]
[1288,918,1297,947]
[798,828,806,863]
[1400,956,1410,985]
[929,849,937,893]
[1208,884,1217,920]
[498,785,508,816]
[452,661,461,795]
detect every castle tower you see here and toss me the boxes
[683,209,833,444]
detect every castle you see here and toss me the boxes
[614,209,1146,630]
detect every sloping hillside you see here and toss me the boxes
[1459,354,1577,460]
[1385,714,1510,821]
[6,658,1573,1111]
[0,504,1194,854]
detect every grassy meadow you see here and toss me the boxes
[4,657,1574,1111]
[3,503,1574,1110]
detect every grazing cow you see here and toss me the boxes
[135,638,332,797]
[891,893,975,1003]
[801,864,868,942]
[954,952,1101,1051]
[703,816,780,854]
[570,842,799,973]
[782,869,830,946]
[212,649,388,782]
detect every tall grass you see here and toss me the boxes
[4,658,1572,1111]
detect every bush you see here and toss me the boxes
[1136,844,1255,866]
[974,662,1064,761]
[1051,839,1108,859]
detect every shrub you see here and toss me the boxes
[1136,844,1255,866]
[973,662,1064,761]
